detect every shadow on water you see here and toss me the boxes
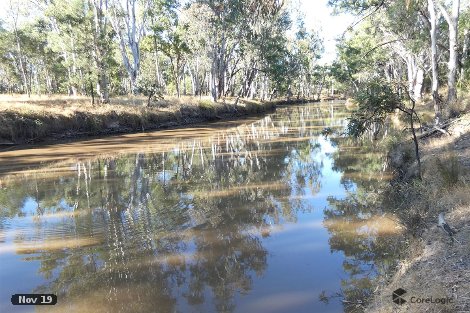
[320,136,407,312]
[0,103,405,313]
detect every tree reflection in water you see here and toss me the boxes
[0,103,403,313]
[0,104,346,313]
[323,137,406,312]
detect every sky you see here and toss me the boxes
[298,0,355,64]
[0,0,354,64]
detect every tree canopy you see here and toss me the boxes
[0,0,325,103]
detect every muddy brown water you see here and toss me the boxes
[0,103,402,313]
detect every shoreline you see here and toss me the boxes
[0,98,317,146]
[366,112,470,312]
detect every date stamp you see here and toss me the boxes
[11,294,57,305]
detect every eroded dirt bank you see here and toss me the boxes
[0,98,314,145]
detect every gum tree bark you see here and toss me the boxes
[462,29,469,79]
[438,0,461,104]
[110,0,146,94]
[91,0,110,103]
[428,0,441,121]
[9,0,30,97]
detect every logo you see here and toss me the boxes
[392,288,407,305]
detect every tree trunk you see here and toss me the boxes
[210,63,217,102]
[461,29,469,79]
[428,0,441,121]
[33,65,40,95]
[188,64,196,96]
[439,0,460,104]
[182,64,187,96]
[90,79,95,105]
[414,68,424,100]
[70,28,78,96]
[110,0,142,95]
[91,0,110,104]
[173,57,180,98]
[95,57,110,104]
[405,54,424,100]
[13,22,29,97]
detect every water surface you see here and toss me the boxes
[0,103,402,313]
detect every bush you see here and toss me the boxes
[136,78,164,106]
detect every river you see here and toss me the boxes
[0,102,404,313]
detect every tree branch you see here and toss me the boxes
[342,0,386,36]
[363,38,411,57]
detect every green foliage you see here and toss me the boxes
[347,81,401,137]
[0,0,328,101]
[136,78,164,106]
[328,0,385,13]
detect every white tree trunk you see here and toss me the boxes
[110,0,145,94]
[439,0,460,104]
[9,2,30,97]
[91,0,110,103]
[428,0,441,119]
[461,29,469,79]
[414,68,424,100]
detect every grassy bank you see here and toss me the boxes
[0,95,314,144]
[366,107,470,312]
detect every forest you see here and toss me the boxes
[330,0,469,121]
[0,0,326,104]
[0,0,469,118]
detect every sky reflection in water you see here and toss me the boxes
[0,103,402,313]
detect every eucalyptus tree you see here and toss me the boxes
[289,21,324,99]
[109,0,149,94]
[0,0,326,101]
[438,0,461,104]
[462,8,470,80]
[333,22,390,94]
[236,0,293,99]
[192,0,244,101]
[43,0,113,102]
[328,0,468,120]
[5,0,31,96]
[427,0,441,118]
[0,11,67,96]
[0,24,18,93]
[89,0,114,103]
[149,0,190,98]
[180,3,212,96]
[46,0,96,96]
[183,0,292,101]
[382,3,426,97]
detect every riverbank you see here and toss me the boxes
[367,111,470,312]
[0,95,315,145]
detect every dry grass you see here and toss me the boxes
[0,94,216,114]
[367,108,470,312]
[0,94,279,144]
[367,202,470,313]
